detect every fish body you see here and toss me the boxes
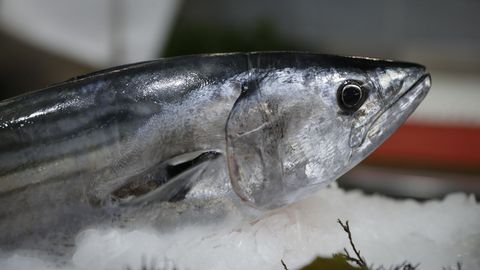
[0,52,430,255]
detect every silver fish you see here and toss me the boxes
[0,52,430,255]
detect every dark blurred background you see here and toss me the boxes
[1,0,479,199]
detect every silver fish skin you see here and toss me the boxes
[0,52,430,255]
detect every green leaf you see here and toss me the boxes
[300,254,367,270]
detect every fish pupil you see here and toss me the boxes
[342,85,362,107]
[337,80,367,113]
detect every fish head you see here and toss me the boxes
[226,53,430,210]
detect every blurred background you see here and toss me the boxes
[0,0,479,200]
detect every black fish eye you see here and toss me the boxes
[337,80,368,113]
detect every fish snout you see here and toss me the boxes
[364,71,431,149]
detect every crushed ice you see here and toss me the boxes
[1,185,479,270]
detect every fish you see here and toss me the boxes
[0,52,430,256]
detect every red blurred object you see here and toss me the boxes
[367,121,480,173]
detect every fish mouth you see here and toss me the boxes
[358,73,431,154]
[390,73,431,109]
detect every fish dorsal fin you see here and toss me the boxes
[111,151,220,206]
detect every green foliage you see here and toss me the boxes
[299,254,367,270]
[162,19,299,57]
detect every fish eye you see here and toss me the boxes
[337,80,368,113]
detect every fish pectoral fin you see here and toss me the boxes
[111,151,221,206]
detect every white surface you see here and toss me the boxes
[1,185,479,270]
[0,0,181,67]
